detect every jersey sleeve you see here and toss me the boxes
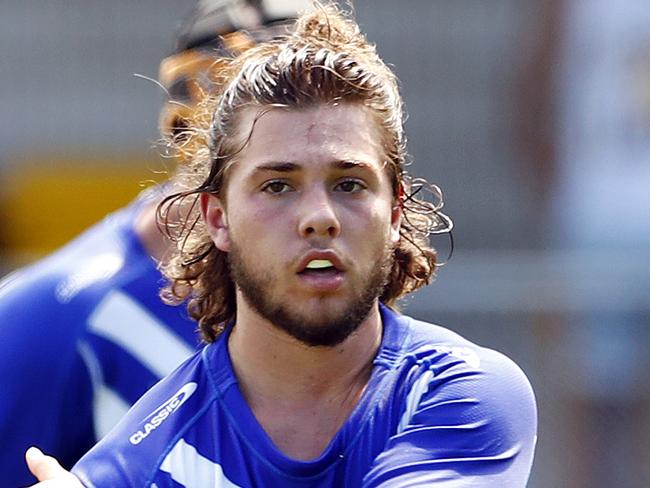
[0,270,95,487]
[362,347,537,487]
[71,349,210,488]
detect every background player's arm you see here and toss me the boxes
[0,272,95,486]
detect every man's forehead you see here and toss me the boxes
[232,103,385,157]
[235,102,378,132]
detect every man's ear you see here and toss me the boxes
[201,193,231,252]
[390,202,402,245]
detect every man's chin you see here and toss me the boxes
[268,301,376,348]
[276,320,360,348]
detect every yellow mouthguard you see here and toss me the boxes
[306,259,334,269]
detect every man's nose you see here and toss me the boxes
[298,188,341,238]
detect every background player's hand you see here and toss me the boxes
[25,447,83,487]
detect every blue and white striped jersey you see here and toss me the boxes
[72,305,537,487]
[0,194,200,487]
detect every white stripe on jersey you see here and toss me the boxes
[88,290,194,378]
[94,383,131,438]
[77,341,131,438]
[397,347,482,434]
[160,438,242,487]
[397,369,434,434]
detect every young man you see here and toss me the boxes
[0,1,308,486]
[27,4,537,487]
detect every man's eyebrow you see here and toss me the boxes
[253,160,374,173]
[336,160,373,170]
[253,162,300,173]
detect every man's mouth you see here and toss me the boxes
[295,253,346,292]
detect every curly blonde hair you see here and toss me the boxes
[159,2,452,342]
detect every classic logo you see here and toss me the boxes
[129,382,197,445]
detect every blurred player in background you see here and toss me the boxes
[0,1,310,485]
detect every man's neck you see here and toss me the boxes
[227,300,383,459]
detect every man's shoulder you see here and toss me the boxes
[1,211,127,295]
[0,202,160,319]
[384,307,536,434]
[373,310,538,483]
[392,310,528,381]
[72,346,218,486]
[0,221,128,349]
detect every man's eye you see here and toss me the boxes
[335,180,365,193]
[262,180,292,194]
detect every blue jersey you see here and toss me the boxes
[0,193,200,486]
[72,305,537,487]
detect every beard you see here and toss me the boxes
[227,243,393,348]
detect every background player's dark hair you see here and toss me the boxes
[158,0,312,138]
[160,2,452,342]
